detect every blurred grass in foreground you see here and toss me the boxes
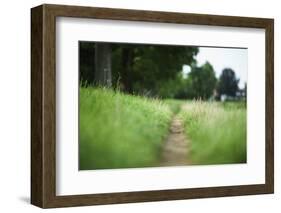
[80,87,247,169]
[179,101,247,164]
[79,87,173,170]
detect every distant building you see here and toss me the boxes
[236,88,246,99]
[219,88,246,102]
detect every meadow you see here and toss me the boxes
[179,101,247,164]
[79,87,247,170]
[79,87,172,170]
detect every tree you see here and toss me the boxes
[95,43,112,87]
[217,68,239,98]
[111,43,198,95]
[79,42,112,87]
[186,62,217,100]
[119,45,135,93]
[79,42,199,95]
[244,83,247,100]
[79,42,95,85]
[157,73,187,99]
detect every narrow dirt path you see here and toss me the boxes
[160,107,191,166]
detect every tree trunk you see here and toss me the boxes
[121,48,133,93]
[95,43,112,87]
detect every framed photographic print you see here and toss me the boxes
[31,4,274,208]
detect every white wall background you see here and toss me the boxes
[0,0,279,212]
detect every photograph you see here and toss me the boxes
[78,41,247,170]
[30,4,274,208]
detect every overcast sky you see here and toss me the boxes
[183,47,248,89]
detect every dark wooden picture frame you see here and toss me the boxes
[31,4,274,208]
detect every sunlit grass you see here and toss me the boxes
[79,87,173,170]
[179,101,247,164]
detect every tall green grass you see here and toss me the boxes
[179,101,246,164]
[163,99,185,114]
[79,87,173,170]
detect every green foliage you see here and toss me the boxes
[186,62,217,99]
[79,42,199,95]
[79,87,173,170]
[79,42,244,101]
[131,45,198,92]
[179,101,246,164]
[116,44,198,95]
[157,62,217,100]
[217,68,240,97]
[156,73,187,99]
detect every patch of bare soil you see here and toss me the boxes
[160,114,191,166]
